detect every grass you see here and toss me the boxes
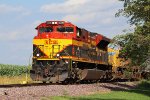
[43,81,150,100]
[0,74,33,85]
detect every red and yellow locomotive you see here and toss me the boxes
[30,21,137,83]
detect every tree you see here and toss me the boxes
[116,0,150,25]
[114,0,150,68]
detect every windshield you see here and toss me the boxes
[57,27,74,33]
[39,27,53,33]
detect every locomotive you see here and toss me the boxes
[30,21,140,83]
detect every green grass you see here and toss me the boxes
[43,81,150,100]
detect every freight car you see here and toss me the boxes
[30,21,140,83]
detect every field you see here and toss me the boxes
[45,81,150,100]
[0,75,33,85]
[0,64,32,85]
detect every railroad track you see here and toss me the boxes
[0,83,59,88]
[0,79,130,88]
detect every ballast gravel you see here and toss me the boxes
[0,82,137,100]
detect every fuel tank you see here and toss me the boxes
[78,69,105,80]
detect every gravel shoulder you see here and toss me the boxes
[0,82,138,100]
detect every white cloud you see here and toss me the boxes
[0,4,30,16]
[0,20,41,41]
[0,4,22,13]
[40,0,118,14]
[0,30,33,42]
[40,0,120,24]
[40,0,90,14]
[0,20,38,65]
[0,31,24,41]
[39,0,127,39]
[101,18,113,24]
[62,13,96,23]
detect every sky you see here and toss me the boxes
[0,0,130,65]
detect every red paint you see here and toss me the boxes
[34,21,76,39]
[95,34,103,45]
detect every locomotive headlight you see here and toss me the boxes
[56,54,60,57]
[58,21,64,24]
[54,22,57,24]
[36,53,40,57]
[65,61,69,64]
[52,22,55,24]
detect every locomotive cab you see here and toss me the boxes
[34,21,76,39]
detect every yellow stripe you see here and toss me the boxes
[37,58,60,60]
[33,38,107,65]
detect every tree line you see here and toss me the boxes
[114,0,150,70]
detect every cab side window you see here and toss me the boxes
[77,27,82,38]
[57,27,65,32]
[66,27,74,32]
[57,27,74,33]
[39,27,53,33]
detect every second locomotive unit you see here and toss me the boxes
[30,21,115,83]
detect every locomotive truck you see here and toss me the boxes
[30,21,141,83]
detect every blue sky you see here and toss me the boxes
[0,0,129,65]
